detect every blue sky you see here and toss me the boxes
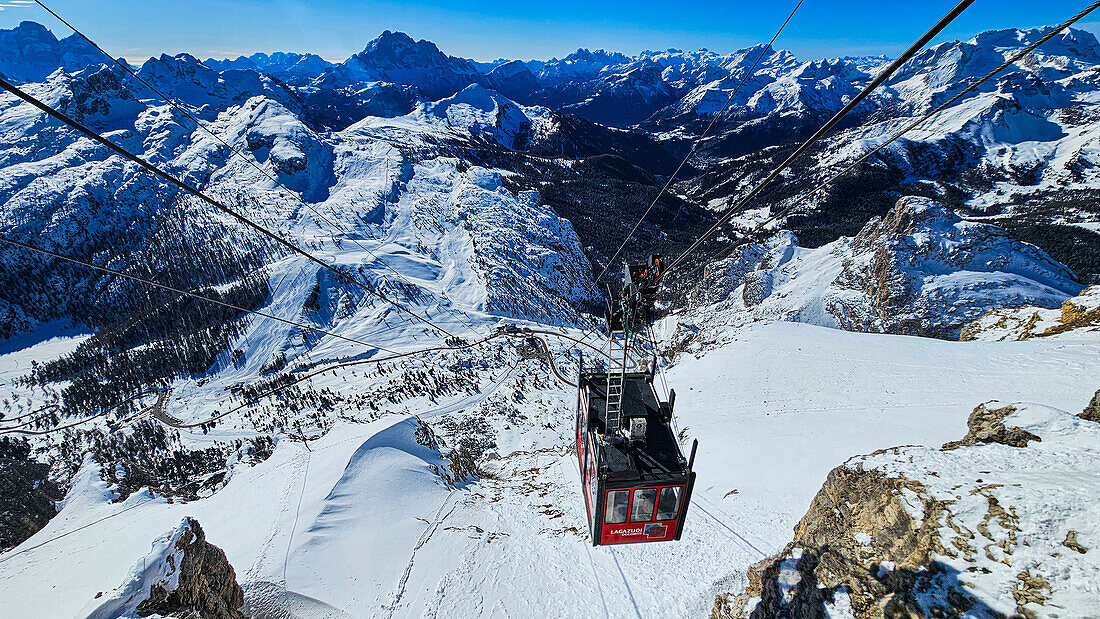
[2,0,1099,63]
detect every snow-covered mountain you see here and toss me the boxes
[2,19,1100,619]
[0,21,104,84]
[684,27,1100,282]
[203,51,333,86]
[315,30,483,101]
[679,196,1083,343]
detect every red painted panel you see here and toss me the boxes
[601,519,677,544]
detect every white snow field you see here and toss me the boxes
[2,319,1098,618]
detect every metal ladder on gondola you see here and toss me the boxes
[605,326,629,435]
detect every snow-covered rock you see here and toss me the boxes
[133,53,294,114]
[961,285,1100,341]
[689,196,1082,340]
[353,84,547,151]
[717,400,1100,618]
[83,517,245,619]
[826,196,1083,338]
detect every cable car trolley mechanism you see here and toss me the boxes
[575,256,697,546]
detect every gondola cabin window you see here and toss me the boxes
[630,488,657,522]
[605,489,630,524]
[656,486,683,521]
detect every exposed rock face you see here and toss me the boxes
[85,517,245,619]
[57,66,145,128]
[826,196,1082,339]
[136,518,245,619]
[0,436,62,549]
[1081,389,1100,423]
[741,271,774,307]
[942,402,1041,449]
[714,466,974,618]
[681,199,1082,346]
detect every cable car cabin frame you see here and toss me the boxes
[575,366,696,546]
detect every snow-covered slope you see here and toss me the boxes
[4,321,1099,617]
[352,84,548,151]
[3,19,1100,619]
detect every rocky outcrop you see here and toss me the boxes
[826,197,1082,339]
[85,517,245,619]
[715,402,1100,618]
[714,465,972,618]
[682,198,1083,345]
[0,436,62,549]
[961,286,1100,341]
[941,402,1041,449]
[1081,389,1100,423]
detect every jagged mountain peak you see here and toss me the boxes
[203,51,333,84]
[560,47,630,64]
[318,30,481,101]
[357,30,453,64]
[0,20,103,84]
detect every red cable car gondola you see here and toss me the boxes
[575,256,697,546]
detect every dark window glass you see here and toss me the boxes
[630,488,657,522]
[605,490,630,524]
[656,486,683,521]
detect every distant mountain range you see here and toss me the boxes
[1,18,1099,345]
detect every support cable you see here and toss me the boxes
[808,0,1100,201]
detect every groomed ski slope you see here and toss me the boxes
[2,322,1099,618]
